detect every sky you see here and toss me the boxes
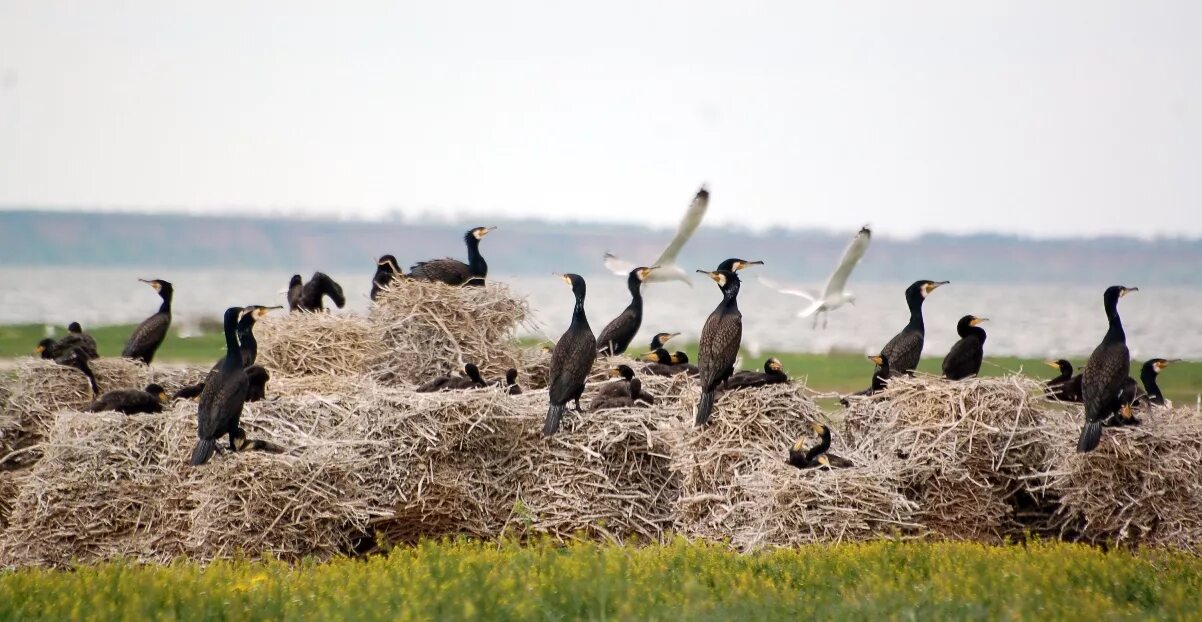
[1,1,1199,238]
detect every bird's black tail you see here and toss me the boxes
[175,383,204,400]
[1076,420,1103,453]
[696,391,716,426]
[190,438,217,466]
[543,403,566,436]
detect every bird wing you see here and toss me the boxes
[881,328,923,375]
[121,313,170,362]
[409,259,472,285]
[304,272,346,309]
[197,368,248,439]
[596,306,639,356]
[1083,342,1130,422]
[602,253,637,277]
[757,277,816,302]
[941,336,983,379]
[822,227,871,299]
[549,330,597,404]
[698,310,742,392]
[653,190,709,266]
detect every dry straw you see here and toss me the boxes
[256,313,383,378]
[369,279,529,386]
[841,374,1050,542]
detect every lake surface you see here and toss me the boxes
[2,266,1199,361]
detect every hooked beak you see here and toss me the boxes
[735,260,764,271]
[1044,360,1061,369]
[1120,287,1138,297]
[868,355,884,365]
[971,317,989,326]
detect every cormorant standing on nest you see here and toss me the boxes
[176,305,278,402]
[594,365,655,403]
[877,280,947,376]
[722,358,787,390]
[1044,360,1083,403]
[942,315,988,380]
[190,307,250,466]
[289,273,346,312]
[1077,286,1137,453]
[409,226,496,286]
[370,255,403,301]
[787,423,853,469]
[716,258,764,272]
[591,377,649,411]
[596,266,657,356]
[695,269,743,426]
[122,279,173,364]
[416,363,488,392]
[640,349,687,376]
[55,346,99,397]
[544,274,596,436]
[842,354,890,406]
[85,384,168,414]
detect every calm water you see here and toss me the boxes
[2,267,1200,360]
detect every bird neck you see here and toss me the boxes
[466,236,487,276]
[1053,368,1071,383]
[222,316,241,366]
[158,295,172,315]
[239,331,257,366]
[967,326,987,344]
[627,277,644,307]
[720,285,740,311]
[1141,368,1163,402]
[1104,300,1125,342]
[805,431,831,461]
[571,296,590,330]
[906,298,925,332]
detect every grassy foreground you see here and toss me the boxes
[2,540,1201,620]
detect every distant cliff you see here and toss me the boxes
[1,209,1199,285]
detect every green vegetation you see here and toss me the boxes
[2,539,1200,620]
[0,324,226,364]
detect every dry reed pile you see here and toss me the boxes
[369,280,528,386]
[255,313,383,378]
[148,364,214,396]
[841,374,1050,541]
[1028,406,1202,549]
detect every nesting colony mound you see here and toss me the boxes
[1031,406,1202,549]
[148,364,214,396]
[256,313,383,378]
[369,279,529,386]
[660,382,823,544]
[842,374,1049,541]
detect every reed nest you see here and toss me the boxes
[255,313,383,378]
[841,374,1050,541]
[369,279,529,387]
[733,451,922,550]
[1028,406,1202,549]
[148,364,213,396]
[659,381,824,543]
[0,468,26,533]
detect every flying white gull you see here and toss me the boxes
[760,225,872,329]
[603,186,709,287]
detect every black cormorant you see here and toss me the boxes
[370,255,404,301]
[544,274,596,436]
[176,305,279,401]
[498,368,522,395]
[722,358,787,390]
[596,266,657,356]
[695,269,743,426]
[942,315,988,380]
[55,346,99,396]
[289,272,346,312]
[842,354,890,406]
[649,332,679,351]
[1077,285,1137,453]
[245,365,270,403]
[1115,358,1176,422]
[877,280,946,377]
[287,275,304,311]
[85,383,168,414]
[594,364,655,403]
[416,363,488,392]
[409,226,495,286]
[787,423,853,469]
[1138,358,1174,407]
[62,322,99,359]
[639,349,689,376]
[1044,360,1083,403]
[190,307,251,466]
[670,351,700,375]
[591,377,649,411]
[122,279,173,364]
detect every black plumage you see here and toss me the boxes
[1044,360,1083,403]
[670,351,700,376]
[246,365,270,402]
[639,349,689,376]
[594,364,655,403]
[416,363,488,392]
[370,255,403,301]
[54,346,99,397]
[1077,285,1138,453]
[591,377,650,411]
[289,272,346,312]
[878,280,947,377]
[722,358,787,391]
[232,427,285,454]
[85,383,167,415]
[122,279,173,364]
[842,354,890,406]
[286,274,304,311]
[497,368,522,395]
[942,315,988,380]
[190,307,251,466]
[648,332,679,352]
[176,305,279,402]
[409,226,495,287]
[695,269,743,426]
[60,322,99,359]
[788,423,853,470]
[596,266,656,356]
[1138,359,1173,407]
[544,274,597,436]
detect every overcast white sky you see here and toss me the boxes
[1,1,1199,237]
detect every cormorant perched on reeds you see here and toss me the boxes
[722,358,787,390]
[289,273,346,312]
[788,423,853,470]
[544,274,596,436]
[416,363,488,392]
[596,266,657,356]
[175,305,278,402]
[1077,286,1137,453]
[695,269,743,426]
[409,226,496,286]
[874,280,946,378]
[122,279,173,364]
[190,307,250,466]
[842,354,890,406]
[85,384,168,415]
[1044,360,1083,403]
[55,346,99,397]
[370,255,403,301]
[639,349,689,376]
[594,364,655,403]
[942,315,988,380]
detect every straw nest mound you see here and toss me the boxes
[842,374,1049,541]
[659,381,824,544]
[368,280,529,387]
[1029,406,1202,549]
[148,364,214,396]
[256,313,383,378]
[0,468,26,533]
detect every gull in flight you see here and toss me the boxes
[603,186,709,287]
[760,225,872,329]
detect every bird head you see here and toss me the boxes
[469,226,496,241]
[1045,359,1072,374]
[810,422,829,437]
[377,255,401,273]
[640,349,672,365]
[697,269,740,291]
[634,266,658,282]
[68,322,83,334]
[843,292,857,306]
[145,383,168,403]
[868,354,887,368]
[716,258,764,272]
[651,332,679,350]
[557,273,587,299]
[766,358,783,373]
[245,305,282,321]
[34,338,53,356]
[1147,359,1172,375]
[505,368,519,384]
[139,278,173,298]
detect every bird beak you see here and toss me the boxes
[869,355,883,365]
[791,437,806,451]
[971,317,989,326]
[558,274,572,286]
[1121,287,1138,297]
[139,278,161,292]
[638,267,656,280]
[158,392,168,403]
[34,345,44,354]
[735,260,764,271]
[817,455,830,466]
[608,367,621,377]
[639,352,657,363]
[1044,360,1061,369]
[809,422,824,435]
[479,226,497,238]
